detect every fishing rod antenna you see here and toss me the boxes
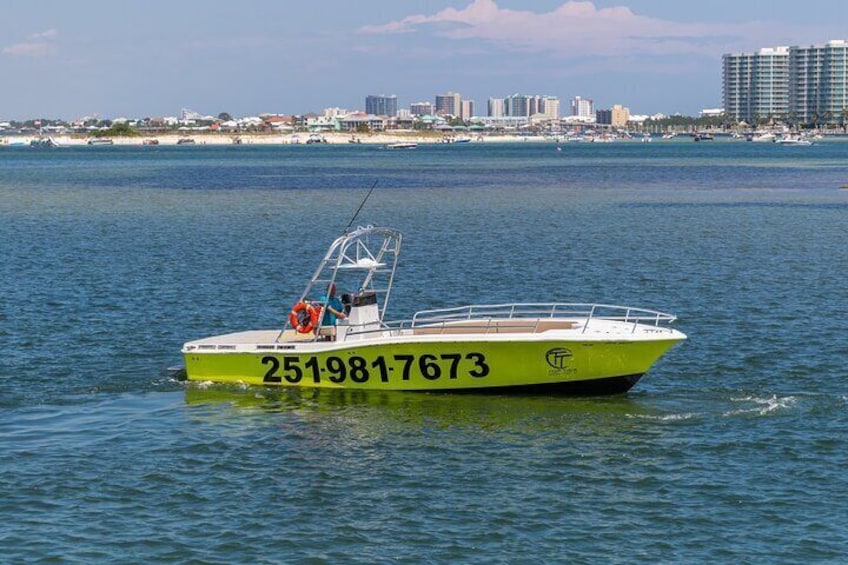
[344,179,379,233]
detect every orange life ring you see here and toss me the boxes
[289,302,320,334]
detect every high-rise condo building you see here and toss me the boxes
[570,96,594,118]
[487,94,559,119]
[723,47,789,124]
[460,100,475,121]
[410,102,434,116]
[504,94,531,117]
[790,40,848,124]
[596,104,630,127]
[723,40,848,125]
[365,95,398,117]
[538,96,560,119]
[435,92,461,116]
[488,98,505,117]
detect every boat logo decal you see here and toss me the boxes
[545,347,573,370]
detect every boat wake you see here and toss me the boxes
[626,393,798,422]
[726,394,797,416]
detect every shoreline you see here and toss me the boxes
[1,132,556,147]
[5,130,847,147]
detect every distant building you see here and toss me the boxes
[181,108,203,121]
[474,116,530,129]
[487,97,505,117]
[723,46,789,124]
[493,94,559,119]
[504,94,531,117]
[723,40,848,125]
[365,95,398,117]
[538,96,560,120]
[409,102,434,116]
[340,112,396,132]
[323,107,349,118]
[790,40,848,124]
[571,96,594,119]
[460,100,475,121]
[306,115,341,131]
[435,92,461,116]
[596,104,630,127]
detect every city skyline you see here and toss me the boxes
[2,0,848,121]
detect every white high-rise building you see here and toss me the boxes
[790,40,848,124]
[460,100,475,121]
[723,46,789,124]
[570,96,594,119]
[723,40,848,125]
[488,97,505,117]
[538,96,560,119]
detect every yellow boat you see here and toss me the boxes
[182,225,685,394]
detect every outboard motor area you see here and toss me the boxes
[343,291,380,335]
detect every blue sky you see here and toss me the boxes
[2,0,847,120]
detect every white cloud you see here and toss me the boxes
[2,29,58,57]
[359,0,769,58]
[29,29,58,40]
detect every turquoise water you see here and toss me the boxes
[2,140,848,562]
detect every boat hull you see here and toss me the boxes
[183,337,681,394]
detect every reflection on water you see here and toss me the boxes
[183,382,668,435]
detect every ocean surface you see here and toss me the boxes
[2,138,848,563]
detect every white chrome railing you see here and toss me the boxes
[343,302,678,338]
[414,303,675,327]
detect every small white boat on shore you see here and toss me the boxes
[182,225,686,394]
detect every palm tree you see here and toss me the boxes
[822,111,833,132]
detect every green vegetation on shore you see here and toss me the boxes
[89,122,140,137]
